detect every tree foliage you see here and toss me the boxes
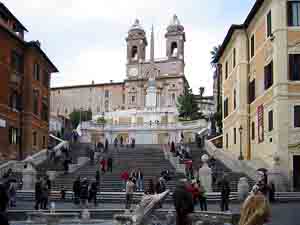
[69,109,92,128]
[210,45,221,69]
[177,86,201,120]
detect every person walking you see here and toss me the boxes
[170,141,175,153]
[197,180,207,211]
[136,169,144,192]
[219,174,231,212]
[121,170,129,191]
[107,156,113,173]
[73,176,81,205]
[131,169,137,185]
[8,182,16,208]
[238,185,271,225]
[120,136,124,147]
[173,179,194,225]
[0,183,8,212]
[34,177,42,210]
[80,178,89,208]
[40,179,49,210]
[88,181,98,206]
[125,178,135,209]
[95,170,100,188]
[114,138,118,149]
[105,139,109,152]
[100,157,106,174]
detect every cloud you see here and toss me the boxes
[2,0,255,95]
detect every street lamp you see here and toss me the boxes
[238,125,244,160]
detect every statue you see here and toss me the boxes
[198,154,212,192]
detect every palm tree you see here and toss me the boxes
[210,45,221,69]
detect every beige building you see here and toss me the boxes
[215,0,300,189]
[51,16,187,118]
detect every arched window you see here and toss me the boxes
[131,46,138,60]
[171,42,178,57]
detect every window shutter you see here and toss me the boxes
[288,2,293,26]
[290,54,295,80]
[270,61,273,86]
[8,127,12,144]
[264,66,268,89]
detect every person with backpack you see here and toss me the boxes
[80,178,89,208]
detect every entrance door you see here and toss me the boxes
[293,156,300,191]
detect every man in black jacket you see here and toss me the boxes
[34,178,42,210]
[0,183,8,212]
[173,179,194,225]
[73,176,81,205]
[219,174,230,212]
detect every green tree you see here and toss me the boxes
[69,109,92,128]
[210,45,221,69]
[177,86,200,120]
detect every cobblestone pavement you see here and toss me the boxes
[7,201,300,225]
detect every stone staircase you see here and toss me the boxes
[190,145,254,192]
[52,145,184,192]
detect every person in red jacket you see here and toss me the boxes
[100,158,106,174]
[186,180,200,205]
[121,170,129,191]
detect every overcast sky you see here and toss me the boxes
[3,0,255,95]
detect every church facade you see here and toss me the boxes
[51,16,188,118]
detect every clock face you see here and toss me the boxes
[129,67,138,77]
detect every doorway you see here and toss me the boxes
[293,155,300,191]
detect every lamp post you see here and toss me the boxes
[238,125,244,160]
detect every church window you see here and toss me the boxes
[171,42,178,57]
[122,94,125,104]
[131,95,135,104]
[131,46,138,60]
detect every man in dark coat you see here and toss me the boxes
[80,178,89,208]
[107,156,113,172]
[105,139,109,152]
[173,179,194,225]
[88,181,98,206]
[219,175,231,212]
[34,178,42,210]
[0,212,9,225]
[0,183,8,212]
[73,177,81,205]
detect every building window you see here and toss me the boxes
[42,136,46,148]
[43,71,49,87]
[226,133,228,148]
[105,100,109,112]
[65,108,68,115]
[11,50,24,74]
[224,98,229,118]
[233,48,236,68]
[9,127,18,145]
[171,42,178,57]
[289,54,300,80]
[33,90,39,115]
[97,106,100,113]
[233,128,236,144]
[9,91,21,111]
[264,61,273,90]
[33,131,37,146]
[267,10,272,37]
[225,61,228,79]
[250,35,255,58]
[172,93,176,104]
[233,89,236,110]
[288,1,300,26]
[251,121,255,140]
[122,94,125,104]
[131,46,138,60]
[105,90,109,98]
[249,79,256,103]
[33,63,40,81]
[268,110,273,132]
[131,95,135,104]
[42,102,49,121]
[294,105,300,127]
